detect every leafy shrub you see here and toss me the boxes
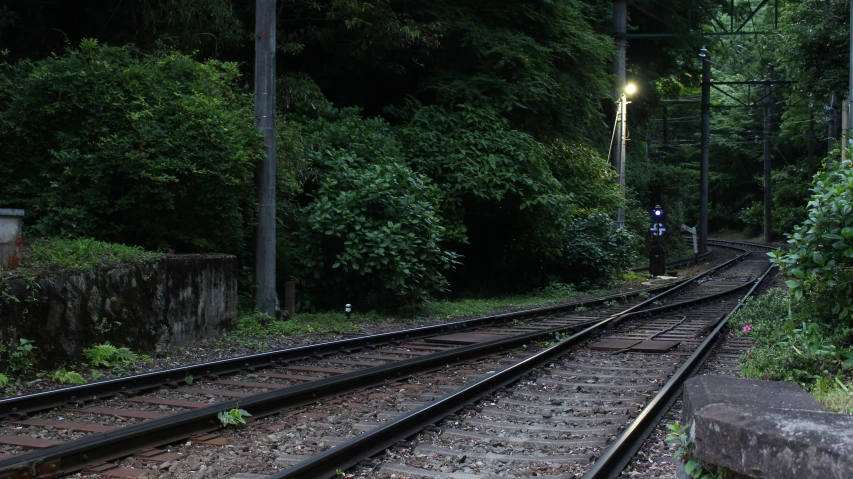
[0,338,36,380]
[281,103,457,308]
[771,158,853,320]
[547,141,621,217]
[551,213,637,288]
[7,338,35,375]
[0,40,261,254]
[399,104,568,288]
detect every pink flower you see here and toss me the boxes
[743,324,753,332]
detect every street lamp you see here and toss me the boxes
[616,82,637,229]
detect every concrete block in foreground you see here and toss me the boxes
[693,403,853,479]
[682,375,853,479]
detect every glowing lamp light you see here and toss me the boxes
[625,83,637,95]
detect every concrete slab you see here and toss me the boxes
[693,404,853,479]
[681,376,852,479]
[682,375,826,426]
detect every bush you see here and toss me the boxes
[730,288,853,385]
[0,40,261,254]
[771,158,853,321]
[281,103,457,308]
[551,213,636,288]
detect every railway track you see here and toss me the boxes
[0,240,772,479]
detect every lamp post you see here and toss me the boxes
[616,83,637,230]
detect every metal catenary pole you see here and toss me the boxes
[614,0,627,229]
[619,92,628,228]
[699,51,710,254]
[763,82,773,244]
[254,0,277,316]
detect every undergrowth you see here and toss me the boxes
[26,237,164,271]
[730,287,853,411]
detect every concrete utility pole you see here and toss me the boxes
[829,92,838,152]
[614,0,627,228]
[848,0,853,157]
[843,99,850,161]
[764,82,773,244]
[699,49,710,254]
[808,110,815,178]
[254,0,277,316]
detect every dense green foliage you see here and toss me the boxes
[739,165,810,237]
[772,158,853,320]
[0,41,261,253]
[284,104,457,307]
[406,0,613,140]
[398,104,633,290]
[778,0,849,98]
[6,0,841,312]
[731,158,853,389]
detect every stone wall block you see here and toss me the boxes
[681,375,853,479]
[693,404,853,479]
[0,255,237,366]
[163,254,238,348]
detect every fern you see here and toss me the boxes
[51,369,86,385]
[83,343,139,368]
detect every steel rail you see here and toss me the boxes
[0,250,751,479]
[268,250,754,478]
[0,281,680,420]
[632,248,713,272]
[581,256,776,478]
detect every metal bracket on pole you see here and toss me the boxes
[680,225,698,255]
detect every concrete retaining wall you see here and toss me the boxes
[0,254,237,366]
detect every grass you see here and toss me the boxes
[25,237,164,270]
[396,282,595,320]
[231,280,638,347]
[811,376,853,414]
